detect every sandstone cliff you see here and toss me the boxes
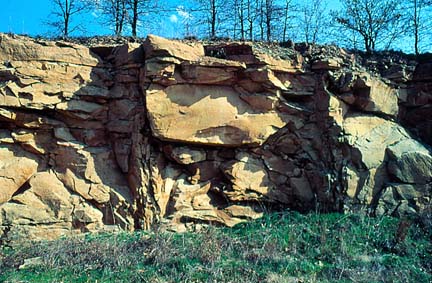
[0,34,430,243]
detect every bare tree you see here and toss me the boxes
[413,0,422,54]
[281,0,293,42]
[238,0,246,40]
[229,0,257,40]
[300,0,328,44]
[262,0,284,41]
[126,0,159,37]
[233,0,246,40]
[405,0,432,55]
[47,0,89,38]
[256,0,277,41]
[264,0,273,41]
[99,0,128,36]
[195,0,221,38]
[128,0,141,37]
[246,0,258,40]
[190,0,314,42]
[210,0,218,37]
[258,0,264,40]
[333,0,404,53]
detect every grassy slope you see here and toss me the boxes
[1,211,431,283]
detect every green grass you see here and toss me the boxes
[1,211,431,282]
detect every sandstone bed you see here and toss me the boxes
[0,34,430,243]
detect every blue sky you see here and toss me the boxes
[2,0,52,35]
[0,0,427,53]
[0,0,342,37]
[0,0,188,37]
[1,0,106,36]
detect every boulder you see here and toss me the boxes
[180,56,245,85]
[110,43,144,66]
[146,84,292,146]
[343,114,432,209]
[342,115,408,204]
[0,34,101,66]
[376,183,430,216]
[290,175,314,202]
[168,178,261,229]
[335,72,398,117]
[223,154,273,201]
[343,115,408,169]
[0,146,38,204]
[144,34,204,61]
[387,139,432,184]
[204,42,303,72]
[0,171,104,241]
[413,62,432,82]
[168,146,207,165]
[312,58,342,70]
[144,57,179,85]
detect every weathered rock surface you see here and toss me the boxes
[0,146,39,204]
[0,33,431,243]
[330,72,399,117]
[341,114,431,210]
[144,35,204,61]
[387,139,432,185]
[146,84,291,146]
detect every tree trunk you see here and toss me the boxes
[64,0,70,38]
[414,0,419,55]
[115,0,126,36]
[247,0,253,40]
[259,0,264,40]
[364,37,371,54]
[282,0,289,42]
[265,0,272,41]
[132,0,138,37]
[210,0,217,38]
[239,0,245,40]
[64,14,69,38]
[115,1,120,35]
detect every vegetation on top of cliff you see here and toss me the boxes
[4,31,430,82]
[40,0,432,55]
[1,211,431,283]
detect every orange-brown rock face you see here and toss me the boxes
[0,33,431,243]
[146,84,291,146]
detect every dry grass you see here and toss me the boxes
[1,211,431,283]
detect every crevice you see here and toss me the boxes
[14,59,105,69]
[11,180,31,198]
[0,105,58,121]
[0,224,12,246]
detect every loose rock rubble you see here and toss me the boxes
[0,33,430,243]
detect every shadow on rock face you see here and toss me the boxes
[0,34,135,244]
[0,34,431,243]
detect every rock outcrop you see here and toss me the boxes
[0,33,430,243]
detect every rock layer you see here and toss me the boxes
[0,33,431,243]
